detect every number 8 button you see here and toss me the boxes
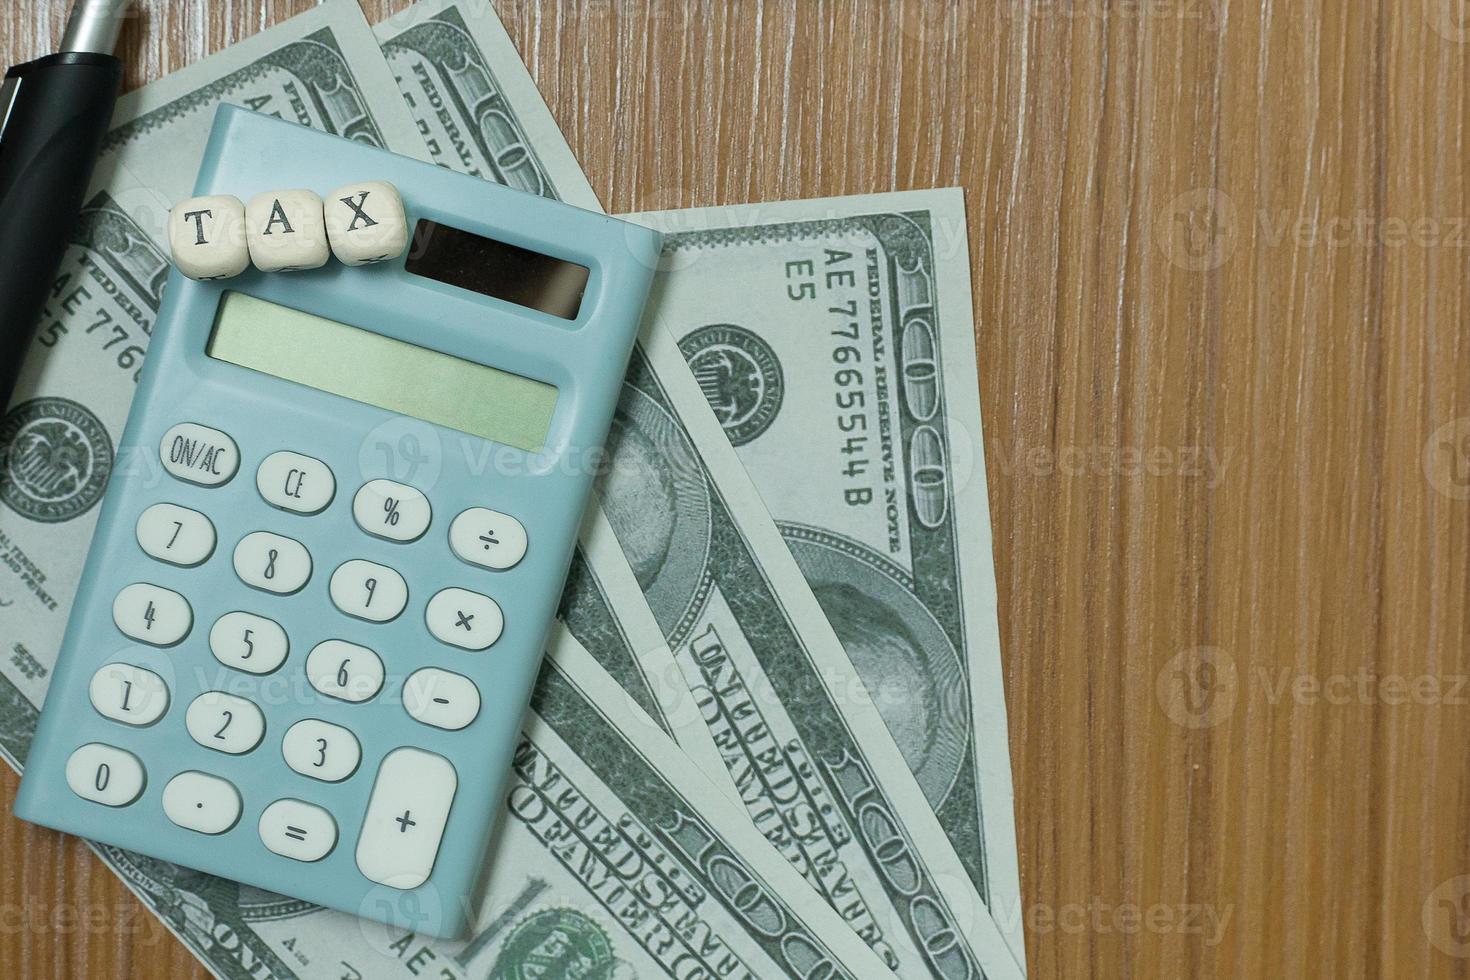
[234,531,311,594]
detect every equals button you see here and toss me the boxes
[260,799,337,862]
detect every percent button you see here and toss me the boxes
[449,508,527,570]
[353,480,431,543]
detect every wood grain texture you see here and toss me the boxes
[2,1,1468,977]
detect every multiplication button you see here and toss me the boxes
[353,480,431,542]
[448,508,527,570]
[425,588,503,650]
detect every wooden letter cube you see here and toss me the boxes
[246,189,330,272]
[325,181,409,266]
[168,195,248,281]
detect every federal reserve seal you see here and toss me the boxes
[0,398,113,523]
[490,908,627,979]
[678,323,783,446]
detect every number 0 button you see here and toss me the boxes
[185,692,265,754]
[234,531,312,594]
[66,743,145,806]
[425,588,503,650]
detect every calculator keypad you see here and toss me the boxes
[353,479,431,542]
[160,422,239,487]
[448,508,527,571]
[234,531,312,594]
[329,559,408,623]
[281,719,361,782]
[259,799,337,862]
[88,664,169,726]
[305,640,384,703]
[185,692,266,754]
[425,588,503,650]
[66,743,145,806]
[113,583,192,646]
[355,748,457,889]
[209,612,289,674]
[257,451,336,515]
[136,503,216,567]
[162,771,241,834]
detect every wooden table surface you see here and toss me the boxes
[3,1,1469,977]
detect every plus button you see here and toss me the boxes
[395,810,416,833]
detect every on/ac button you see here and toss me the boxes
[160,422,239,486]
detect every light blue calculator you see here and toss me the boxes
[14,106,661,938]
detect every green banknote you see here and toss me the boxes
[631,190,1025,962]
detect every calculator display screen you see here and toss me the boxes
[405,220,589,320]
[207,292,558,452]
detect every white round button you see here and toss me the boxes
[162,771,241,834]
[185,692,266,754]
[403,668,481,730]
[209,612,288,674]
[65,743,145,806]
[281,718,361,782]
[425,588,503,650]
[329,560,408,622]
[257,451,335,514]
[159,422,238,486]
[233,531,312,594]
[112,583,192,646]
[448,508,527,571]
[353,480,431,542]
[136,503,216,566]
[88,663,169,726]
[305,640,384,703]
[259,798,338,862]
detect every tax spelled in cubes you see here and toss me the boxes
[325,181,408,266]
[168,195,249,281]
[246,189,330,272]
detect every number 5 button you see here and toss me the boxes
[425,588,502,650]
[449,508,526,570]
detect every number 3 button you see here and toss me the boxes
[281,719,361,782]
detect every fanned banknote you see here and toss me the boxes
[630,190,1025,962]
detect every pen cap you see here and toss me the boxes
[60,0,130,56]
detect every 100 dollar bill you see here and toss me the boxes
[633,190,1025,962]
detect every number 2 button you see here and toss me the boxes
[185,692,265,754]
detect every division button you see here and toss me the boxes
[88,663,169,726]
[185,692,266,755]
[259,798,337,862]
[233,531,312,594]
[425,588,503,651]
[353,480,431,542]
[162,771,242,834]
[135,503,216,566]
[112,583,192,646]
[448,507,527,571]
[65,743,145,807]
[355,747,457,889]
[257,451,336,514]
[159,422,238,486]
[281,718,362,782]
[329,559,408,622]
[402,668,481,730]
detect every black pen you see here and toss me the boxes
[0,0,128,410]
